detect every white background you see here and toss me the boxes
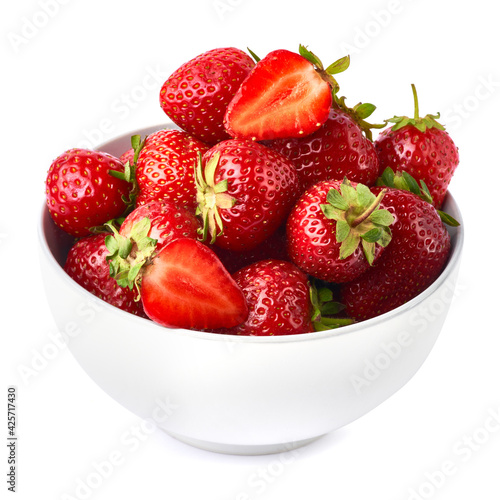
[2,0,500,499]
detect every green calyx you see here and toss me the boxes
[310,284,354,332]
[108,134,148,216]
[299,44,350,98]
[385,84,446,133]
[298,45,385,141]
[105,217,158,298]
[320,179,394,265]
[194,152,237,244]
[335,95,386,141]
[376,167,460,227]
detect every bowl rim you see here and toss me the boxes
[38,127,465,345]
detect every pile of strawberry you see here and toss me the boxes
[45,45,460,335]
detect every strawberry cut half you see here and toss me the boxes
[141,238,248,330]
[224,49,332,141]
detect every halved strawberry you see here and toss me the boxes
[140,238,248,330]
[224,46,349,141]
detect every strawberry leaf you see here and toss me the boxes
[378,227,393,247]
[353,102,376,120]
[361,240,376,266]
[321,301,345,316]
[339,232,360,260]
[247,47,260,63]
[325,55,350,75]
[108,134,148,219]
[336,220,350,242]
[384,84,446,133]
[320,204,343,221]
[309,282,354,331]
[437,210,460,227]
[318,287,333,303]
[326,188,350,210]
[320,180,394,262]
[332,95,386,141]
[356,183,375,207]
[361,227,383,243]
[369,209,394,226]
[340,180,357,206]
[376,167,459,226]
[298,44,324,70]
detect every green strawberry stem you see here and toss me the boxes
[385,84,445,133]
[105,217,158,299]
[350,189,387,227]
[320,179,394,265]
[412,83,419,121]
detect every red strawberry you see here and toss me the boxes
[196,139,299,251]
[119,148,135,166]
[136,129,209,210]
[211,223,289,274]
[219,259,313,336]
[140,238,248,330]
[119,200,200,253]
[265,106,381,192]
[224,46,349,141]
[340,187,451,321]
[374,84,459,208]
[287,178,394,283]
[159,47,255,145]
[64,233,146,317]
[45,149,131,237]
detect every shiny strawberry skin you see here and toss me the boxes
[211,224,289,274]
[45,149,130,237]
[340,187,451,320]
[202,139,299,251]
[266,107,380,192]
[159,47,255,145]
[375,125,459,208]
[119,200,200,252]
[136,129,209,210]
[64,233,146,317]
[141,238,248,330]
[220,259,313,336]
[287,179,384,283]
[119,148,135,166]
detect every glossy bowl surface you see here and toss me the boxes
[38,125,464,455]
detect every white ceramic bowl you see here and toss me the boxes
[38,125,464,455]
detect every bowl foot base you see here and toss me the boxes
[165,430,324,455]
